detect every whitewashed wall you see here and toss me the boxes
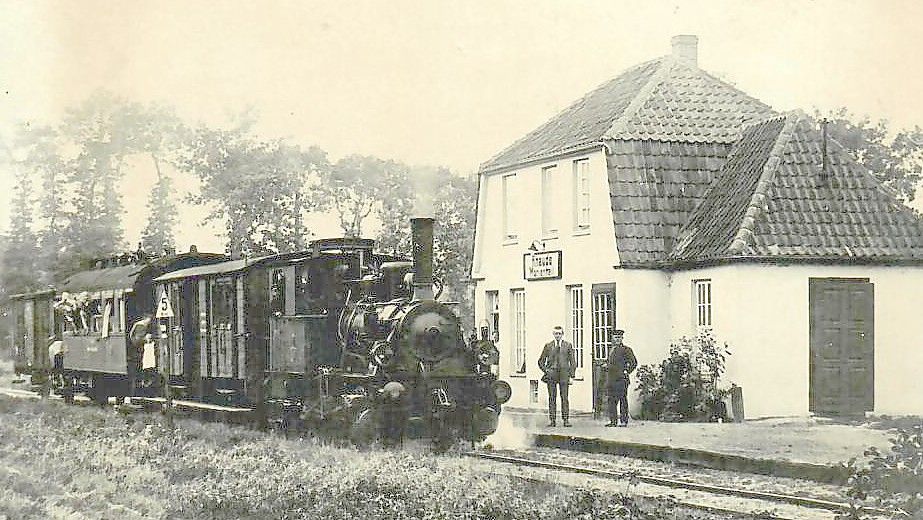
[473,149,620,410]
[669,264,923,418]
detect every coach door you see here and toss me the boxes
[809,278,874,416]
[203,277,238,380]
[591,283,615,416]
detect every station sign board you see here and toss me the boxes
[523,250,562,281]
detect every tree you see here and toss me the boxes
[319,155,408,238]
[816,108,923,202]
[12,124,69,282]
[178,122,327,256]
[137,105,185,255]
[0,168,41,295]
[58,92,136,264]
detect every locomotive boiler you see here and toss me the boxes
[331,218,509,445]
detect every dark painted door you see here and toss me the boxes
[809,278,874,416]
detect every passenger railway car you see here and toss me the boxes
[49,251,226,403]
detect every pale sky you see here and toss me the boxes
[2,0,922,252]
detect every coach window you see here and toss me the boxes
[270,269,286,316]
[90,298,103,335]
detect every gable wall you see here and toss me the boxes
[669,263,923,417]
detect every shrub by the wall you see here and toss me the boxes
[635,331,731,422]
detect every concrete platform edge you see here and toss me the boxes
[534,433,851,485]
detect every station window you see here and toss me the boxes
[567,285,585,370]
[502,174,518,241]
[511,289,526,374]
[573,159,591,230]
[485,290,500,342]
[694,279,712,329]
[530,380,539,403]
[541,165,558,237]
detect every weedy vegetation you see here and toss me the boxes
[839,421,923,520]
[0,395,761,519]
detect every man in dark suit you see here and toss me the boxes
[538,325,577,427]
[606,329,637,427]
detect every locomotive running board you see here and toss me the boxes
[131,396,252,413]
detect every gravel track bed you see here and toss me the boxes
[507,446,851,503]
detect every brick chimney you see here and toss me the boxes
[671,35,698,67]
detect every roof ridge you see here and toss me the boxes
[727,112,800,254]
[478,57,665,173]
[602,56,674,140]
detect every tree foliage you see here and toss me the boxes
[178,122,327,256]
[816,107,923,202]
[320,155,408,238]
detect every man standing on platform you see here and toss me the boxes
[538,325,576,427]
[606,329,637,427]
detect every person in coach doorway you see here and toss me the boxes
[538,325,577,427]
[606,329,637,427]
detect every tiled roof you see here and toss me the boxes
[607,140,733,264]
[480,58,773,173]
[479,59,663,173]
[671,112,923,262]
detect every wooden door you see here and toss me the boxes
[591,283,615,416]
[809,278,874,416]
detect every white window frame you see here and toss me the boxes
[567,285,585,370]
[485,290,500,342]
[541,165,558,237]
[693,279,712,329]
[502,174,518,242]
[511,289,526,374]
[591,284,615,361]
[573,159,591,231]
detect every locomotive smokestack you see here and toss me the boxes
[411,217,435,300]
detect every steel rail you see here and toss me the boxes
[468,450,887,516]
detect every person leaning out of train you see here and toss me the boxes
[605,329,638,427]
[538,325,577,427]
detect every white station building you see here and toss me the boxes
[471,36,923,418]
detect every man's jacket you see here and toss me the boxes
[538,340,577,383]
[606,344,638,386]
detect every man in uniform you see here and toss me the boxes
[538,325,577,427]
[606,329,637,427]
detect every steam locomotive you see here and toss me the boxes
[9,217,510,445]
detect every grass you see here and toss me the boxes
[0,396,701,520]
[0,356,762,519]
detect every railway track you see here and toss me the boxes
[466,449,889,520]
